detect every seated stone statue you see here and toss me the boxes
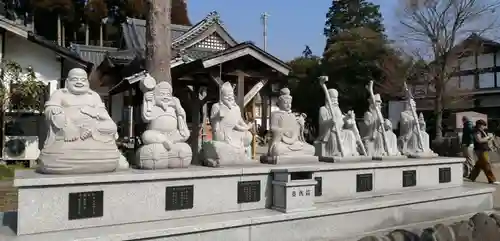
[362,94,386,157]
[203,82,253,167]
[37,68,128,174]
[138,80,192,169]
[315,89,361,158]
[383,119,401,156]
[268,88,315,158]
[398,99,437,157]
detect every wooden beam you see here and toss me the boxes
[237,71,245,114]
[244,79,268,107]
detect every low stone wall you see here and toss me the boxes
[357,212,500,241]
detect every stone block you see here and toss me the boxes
[470,212,500,241]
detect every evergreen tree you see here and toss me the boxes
[324,0,384,37]
[322,0,389,115]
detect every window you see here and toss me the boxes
[478,72,495,88]
[459,75,475,90]
[477,53,494,69]
[496,52,500,67]
[459,56,475,70]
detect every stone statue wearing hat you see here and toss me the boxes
[266,88,315,159]
[398,98,437,157]
[315,88,361,159]
[362,94,402,158]
[37,68,129,174]
[137,79,192,169]
[203,82,253,167]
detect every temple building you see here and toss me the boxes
[68,12,290,162]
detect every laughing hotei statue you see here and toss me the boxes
[362,80,403,159]
[260,88,316,164]
[202,82,253,167]
[37,68,129,174]
[314,76,368,162]
[137,77,192,169]
[398,82,437,158]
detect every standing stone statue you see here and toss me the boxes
[383,119,401,156]
[362,92,402,159]
[266,88,315,159]
[203,82,253,167]
[398,98,437,157]
[137,78,192,169]
[315,88,363,159]
[37,68,129,174]
[362,93,387,157]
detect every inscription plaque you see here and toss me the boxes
[402,170,417,187]
[237,180,261,203]
[356,173,373,192]
[439,167,451,183]
[68,191,104,220]
[315,177,322,196]
[165,185,194,211]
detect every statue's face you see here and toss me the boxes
[222,92,236,106]
[67,71,89,95]
[374,100,382,109]
[280,99,292,111]
[155,88,172,104]
[330,96,339,106]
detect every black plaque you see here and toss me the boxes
[237,181,261,203]
[165,185,194,211]
[439,167,451,183]
[402,170,417,187]
[356,173,373,192]
[68,191,104,220]
[315,177,323,196]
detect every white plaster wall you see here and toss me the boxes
[3,31,60,95]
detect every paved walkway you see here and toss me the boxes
[473,164,500,209]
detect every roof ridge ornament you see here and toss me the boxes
[207,11,221,24]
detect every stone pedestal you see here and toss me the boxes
[0,157,495,241]
[272,167,317,213]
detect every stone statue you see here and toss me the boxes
[37,68,128,174]
[267,88,315,157]
[315,88,362,158]
[398,99,437,157]
[137,79,192,169]
[203,82,253,167]
[362,93,387,157]
[383,119,401,156]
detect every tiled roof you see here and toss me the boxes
[122,18,192,50]
[69,44,118,67]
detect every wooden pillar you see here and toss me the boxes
[261,89,268,131]
[99,24,104,47]
[237,72,245,115]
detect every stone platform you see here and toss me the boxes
[0,157,495,241]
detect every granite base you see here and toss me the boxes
[1,157,472,240]
[0,183,494,241]
[319,156,373,162]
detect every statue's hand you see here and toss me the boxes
[63,126,80,142]
[144,91,154,102]
[80,106,98,118]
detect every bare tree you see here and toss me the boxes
[396,0,500,141]
[145,0,172,83]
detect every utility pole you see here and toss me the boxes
[255,12,270,159]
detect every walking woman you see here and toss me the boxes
[469,119,500,185]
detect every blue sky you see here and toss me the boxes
[188,0,399,61]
